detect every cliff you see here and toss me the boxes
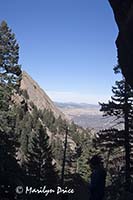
[109,0,133,87]
[20,71,66,119]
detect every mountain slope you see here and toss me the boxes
[20,71,66,119]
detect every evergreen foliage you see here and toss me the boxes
[25,120,57,187]
[0,20,22,199]
[69,123,95,181]
[95,68,133,193]
[0,20,21,147]
[0,20,21,88]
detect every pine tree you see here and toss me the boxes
[97,73,133,191]
[25,120,57,187]
[0,20,22,152]
[0,20,22,199]
[0,20,21,88]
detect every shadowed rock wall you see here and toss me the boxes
[109,0,133,88]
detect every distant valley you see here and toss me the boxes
[55,102,119,130]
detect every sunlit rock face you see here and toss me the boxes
[109,0,133,88]
[20,71,66,119]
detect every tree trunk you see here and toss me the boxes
[124,82,131,191]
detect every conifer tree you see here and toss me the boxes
[0,20,21,87]
[97,68,133,191]
[0,20,22,153]
[25,120,57,187]
[0,20,22,198]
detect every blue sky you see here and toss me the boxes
[1,0,118,104]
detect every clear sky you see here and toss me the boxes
[1,0,118,104]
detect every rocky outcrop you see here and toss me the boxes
[109,0,133,88]
[20,71,66,119]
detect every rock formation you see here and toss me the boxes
[108,0,133,88]
[20,71,66,119]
